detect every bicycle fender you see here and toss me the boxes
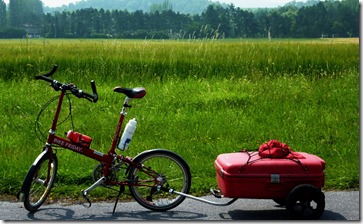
[18,149,50,202]
[132,149,175,161]
[32,149,49,166]
[132,149,190,171]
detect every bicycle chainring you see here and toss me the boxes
[92,164,118,186]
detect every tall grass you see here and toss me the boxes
[0,38,358,81]
[0,38,359,200]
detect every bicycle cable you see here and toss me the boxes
[35,93,75,144]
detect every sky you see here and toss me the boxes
[3,0,308,8]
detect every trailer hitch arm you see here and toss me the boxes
[168,188,238,206]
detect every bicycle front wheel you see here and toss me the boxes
[128,149,191,211]
[20,150,58,212]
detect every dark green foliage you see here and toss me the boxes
[8,0,43,27]
[0,27,26,38]
[0,0,6,28]
[44,0,214,15]
[0,0,359,39]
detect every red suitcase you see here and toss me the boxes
[214,151,325,200]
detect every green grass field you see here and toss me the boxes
[0,38,359,201]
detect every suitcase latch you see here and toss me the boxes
[219,169,225,178]
[271,174,280,183]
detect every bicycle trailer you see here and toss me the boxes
[212,140,326,219]
[214,151,325,199]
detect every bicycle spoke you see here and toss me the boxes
[128,150,191,211]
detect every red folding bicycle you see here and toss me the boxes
[18,65,192,214]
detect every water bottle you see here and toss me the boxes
[66,130,92,147]
[118,118,137,150]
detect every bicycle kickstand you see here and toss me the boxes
[112,185,125,215]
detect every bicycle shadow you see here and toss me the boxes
[26,207,207,221]
[26,208,76,221]
[111,210,207,220]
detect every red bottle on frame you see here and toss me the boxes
[66,130,92,148]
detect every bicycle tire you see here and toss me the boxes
[128,149,191,211]
[20,150,58,212]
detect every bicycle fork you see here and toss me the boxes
[81,176,106,207]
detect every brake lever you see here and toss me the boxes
[50,80,62,91]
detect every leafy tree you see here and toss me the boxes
[45,0,213,15]
[201,4,222,37]
[114,10,131,34]
[336,0,359,37]
[0,0,6,28]
[2,0,359,39]
[150,0,173,13]
[8,0,43,27]
[101,9,113,34]
[254,9,271,38]
[0,27,26,38]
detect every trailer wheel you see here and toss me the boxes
[286,184,325,220]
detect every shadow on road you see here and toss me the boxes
[25,205,346,221]
[27,208,76,220]
[111,210,207,220]
[26,207,207,221]
[225,209,347,220]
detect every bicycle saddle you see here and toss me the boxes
[113,87,146,99]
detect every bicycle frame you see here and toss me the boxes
[44,88,140,185]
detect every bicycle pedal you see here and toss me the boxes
[80,190,92,208]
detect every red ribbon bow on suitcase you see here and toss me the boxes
[259,140,304,159]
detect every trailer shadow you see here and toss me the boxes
[224,209,347,220]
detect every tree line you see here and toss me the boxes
[44,0,213,15]
[0,0,359,39]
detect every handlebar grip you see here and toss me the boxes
[91,80,97,95]
[43,65,58,77]
[86,80,98,103]
[91,80,98,103]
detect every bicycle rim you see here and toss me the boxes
[128,150,191,211]
[23,152,58,212]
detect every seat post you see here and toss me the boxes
[109,96,131,153]
[121,97,132,116]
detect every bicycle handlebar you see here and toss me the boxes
[35,65,98,103]
[81,80,98,103]
[35,65,58,82]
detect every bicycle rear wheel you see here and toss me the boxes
[20,150,58,212]
[128,149,191,211]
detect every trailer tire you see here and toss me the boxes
[286,184,325,220]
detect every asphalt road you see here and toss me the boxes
[0,191,359,221]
